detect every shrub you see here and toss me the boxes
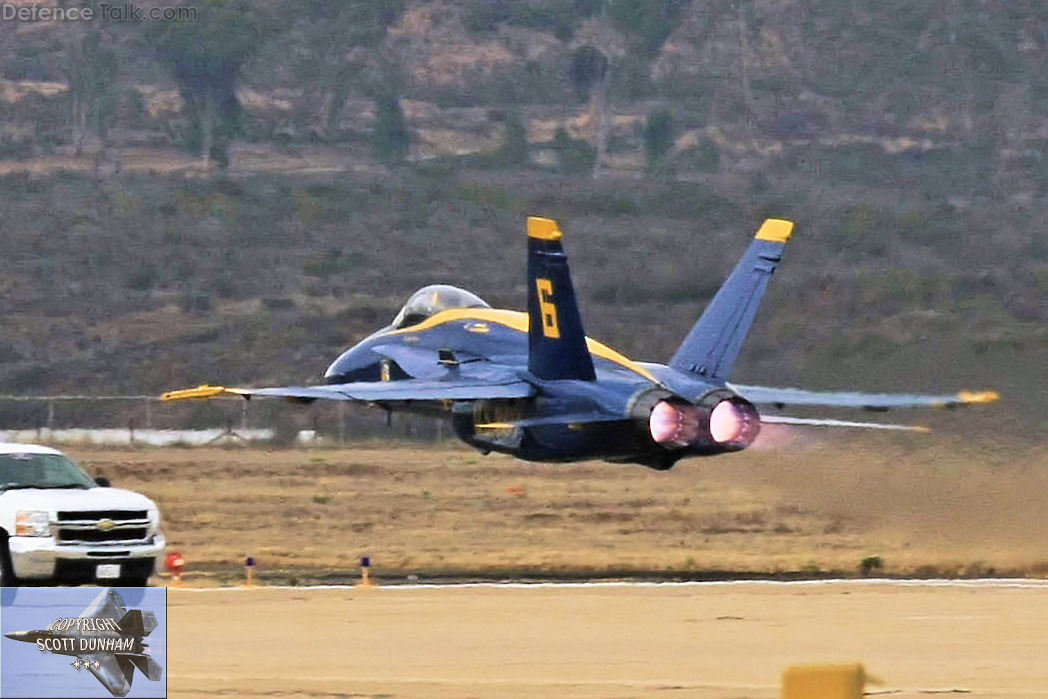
[125,262,159,291]
[497,111,529,165]
[372,96,410,164]
[552,126,595,173]
[643,109,674,174]
[179,291,212,313]
[859,556,884,575]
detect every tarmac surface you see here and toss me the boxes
[168,579,1048,698]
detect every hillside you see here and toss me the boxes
[0,1,1044,436]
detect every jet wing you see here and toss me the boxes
[79,589,127,622]
[730,384,999,411]
[84,653,134,697]
[162,377,536,404]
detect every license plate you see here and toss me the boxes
[96,564,121,579]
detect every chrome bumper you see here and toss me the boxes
[9,533,166,580]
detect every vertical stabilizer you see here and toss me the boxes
[669,219,794,381]
[117,609,157,637]
[526,217,596,381]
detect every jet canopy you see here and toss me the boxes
[391,284,489,329]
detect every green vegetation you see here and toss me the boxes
[859,556,884,575]
[551,127,595,173]
[464,0,577,40]
[643,108,674,174]
[0,0,1044,189]
[567,46,609,101]
[150,0,279,167]
[372,95,411,163]
[497,111,530,166]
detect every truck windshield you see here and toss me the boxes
[0,454,96,491]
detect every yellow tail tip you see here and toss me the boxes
[755,218,794,242]
[527,216,562,241]
[956,390,1000,404]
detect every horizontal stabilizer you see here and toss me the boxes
[127,653,164,682]
[761,415,930,432]
[670,219,793,381]
[732,384,1000,410]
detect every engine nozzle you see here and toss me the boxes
[648,400,701,448]
[640,390,760,452]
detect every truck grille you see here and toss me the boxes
[57,528,149,543]
[54,510,151,546]
[57,510,147,521]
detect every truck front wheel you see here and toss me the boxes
[0,532,16,587]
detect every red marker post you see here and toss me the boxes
[165,551,185,586]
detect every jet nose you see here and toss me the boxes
[4,630,32,642]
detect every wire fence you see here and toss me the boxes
[0,394,449,446]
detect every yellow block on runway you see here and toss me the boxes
[782,663,874,699]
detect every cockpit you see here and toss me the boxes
[390,285,490,329]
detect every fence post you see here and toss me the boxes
[337,401,345,444]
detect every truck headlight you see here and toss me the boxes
[147,507,161,534]
[15,510,51,537]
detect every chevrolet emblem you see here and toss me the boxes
[96,519,115,531]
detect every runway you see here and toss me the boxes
[168,579,1048,698]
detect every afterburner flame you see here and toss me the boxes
[709,400,743,444]
[648,401,700,447]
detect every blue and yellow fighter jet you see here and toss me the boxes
[163,216,997,470]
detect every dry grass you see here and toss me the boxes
[65,436,1048,583]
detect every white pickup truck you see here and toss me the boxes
[0,443,165,586]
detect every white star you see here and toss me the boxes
[92,660,100,668]
[71,659,81,670]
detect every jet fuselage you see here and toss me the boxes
[322,308,759,469]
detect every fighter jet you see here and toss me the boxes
[163,216,997,470]
[4,588,163,697]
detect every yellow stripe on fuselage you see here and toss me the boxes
[385,308,660,385]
